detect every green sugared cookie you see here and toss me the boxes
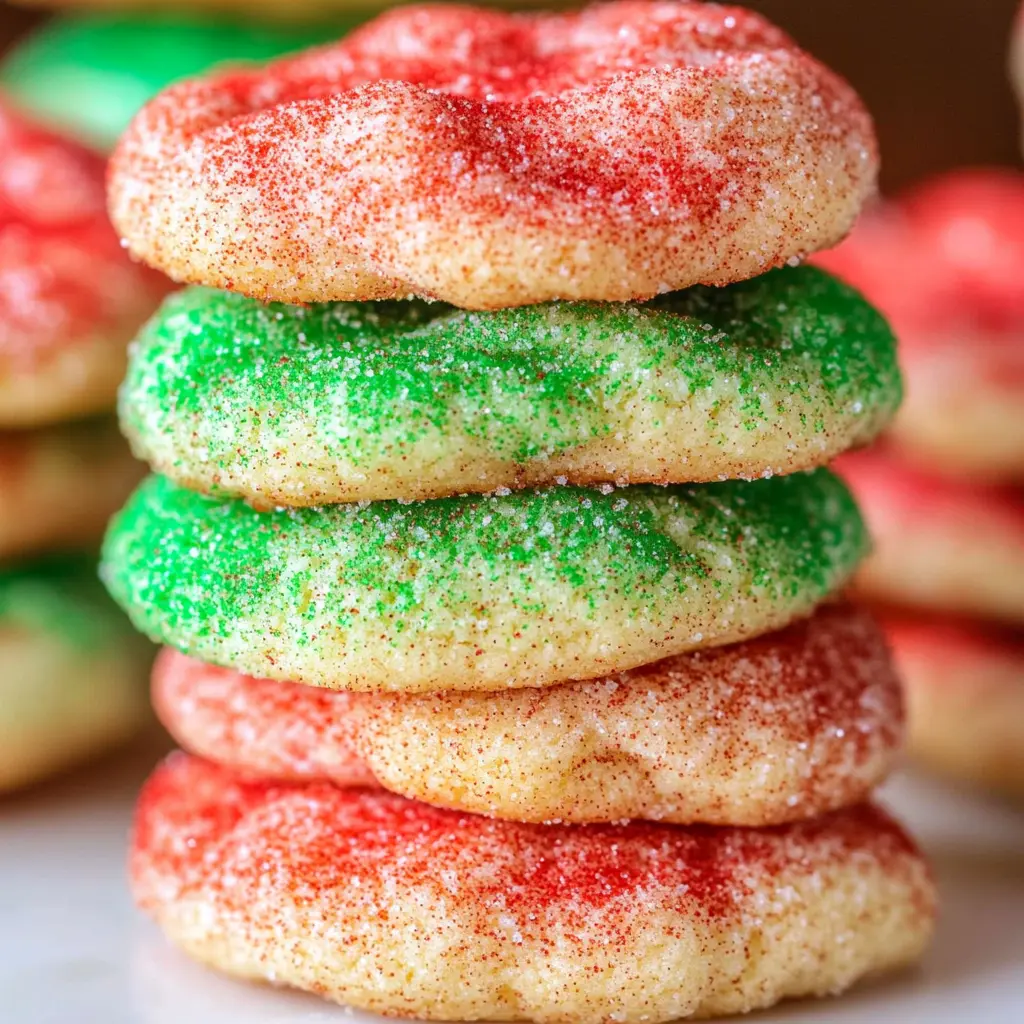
[101,470,868,693]
[120,266,900,506]
[0,14,353,152]
[0,557,150,791]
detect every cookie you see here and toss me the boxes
[817,169,1024,480]
[0,99,168,427]
[101,470,868,692]
[154,603,903,826]
[840,449,1024,624]
[0,13,355,152]
[108,2,877,309]
[132,754,935,1023]
[0,557,150,791]
[0,418,142,559]
[886,615,1024,798]
[122,267,900,506]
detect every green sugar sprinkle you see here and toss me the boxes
[120,265,900,502]
[101,471,868,688]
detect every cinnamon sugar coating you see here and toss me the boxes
[154,603,903,826]
[0,100,168,426]
[131,754,935,1023]
[108,2,877,309]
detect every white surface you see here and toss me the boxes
[2,747,1023,1024]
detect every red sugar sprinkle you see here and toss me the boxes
[152,648,375,787]
[226,3,795,106]
[132,753,920,923]
[109,2,877,308]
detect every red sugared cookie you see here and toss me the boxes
[839,448,1024,623]
[153,603,904,827]
[885,615,1024,798]
[132,754,935,1022]
[817,169,1024,480]
[0,99,168,427]
[108,2,877,310]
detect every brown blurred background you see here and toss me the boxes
[0,0,1020,192]
[755,0,1022,191]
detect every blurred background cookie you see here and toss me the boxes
[820,166,1024,798]
[0,557,150,791]
[839,449,1024,624]
[819,170,1024,481]
[884,616,1024,798]
[0,419,141,558]
[0,13,354,151]
[0,99,168,427]
[0,98,163,791]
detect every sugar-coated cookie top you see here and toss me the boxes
[106,470,864,636]
[137,753,921,914]
[101,469,867,692]
[216,1,796,104]
[109,2,877,308]
[121,266,900,503]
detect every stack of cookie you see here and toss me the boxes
[821,169,1024,799]
[102,4,936,1019]
[0,99,165,790]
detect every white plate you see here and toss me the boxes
[2,746,1023,1024]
